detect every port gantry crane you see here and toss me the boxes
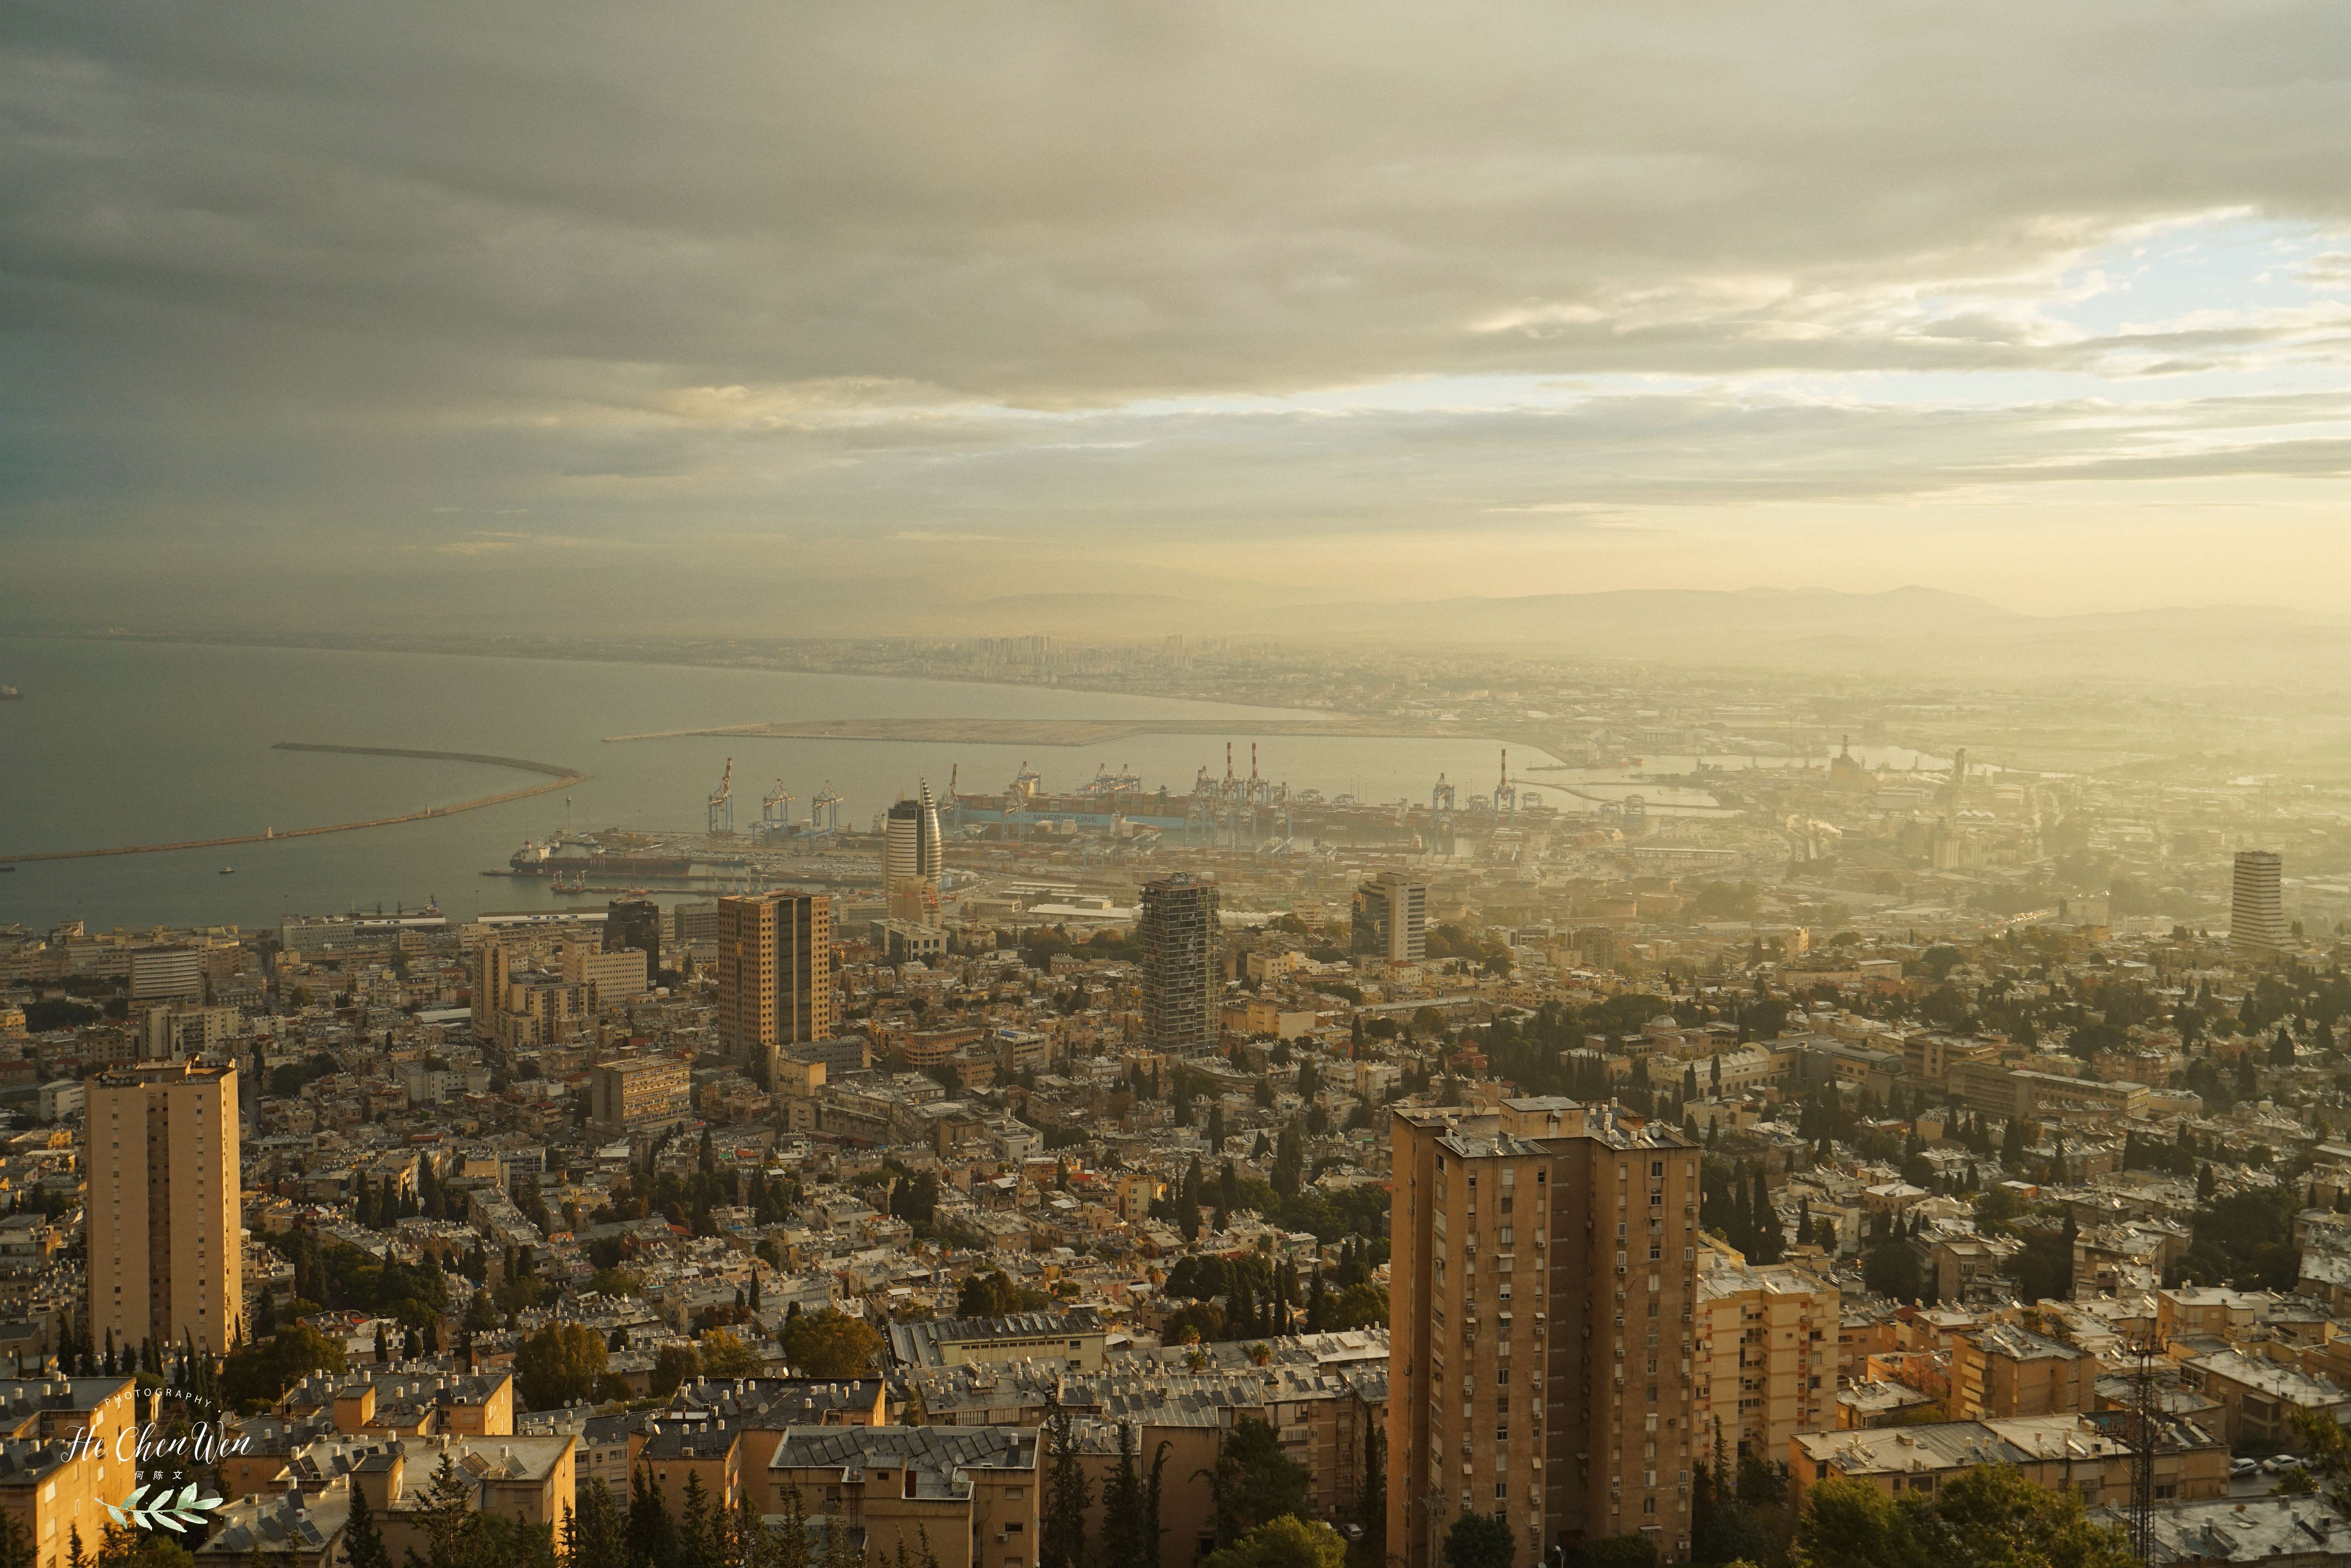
[761,779,795,828]
[810,782,844,832]
[706,757,734,834]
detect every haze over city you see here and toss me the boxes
[10,12,2351,1568]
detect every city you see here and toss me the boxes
[6,647,2351,1568]
[5,4,2350,1568]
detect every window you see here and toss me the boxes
[1494,1482,1507,1500]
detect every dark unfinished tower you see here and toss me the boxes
[603,896,662,980]
[1137,872,1219,1055]
[1391,1101,1702,1567]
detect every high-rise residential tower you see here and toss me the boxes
[1138,872,1219,1055]
[1391,1101,1702,1567]
[884,784,945,925]
[87,1060,243,1356]
[716,892,836,1077]
[2232,850,2289,952]
[471,940,514,1041]
[1351,871,1429,964]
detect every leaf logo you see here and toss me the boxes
[104,1484,223,1533]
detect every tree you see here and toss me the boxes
[700,1329,762,1378]
[1922,1465,2136,1568]
[1141,1439,1172,1568]
[346,1480,392,1568]
[1440,1513,1514,1568]
[566,1482,628,1568]
[958,1271,1049,1317]
[220,1324,348,1411]
[515,1323,608,1410]
[1101,1424,1148,1568]
[92,1525,195,1568]
[1205,1518,1348,1568]
[1350,1425,1385,1568]
[652,1343,704,1396]
[778,1308,885,1377]
[409,1452,478,1568]
[1327,1284,1387,1331]
[1207,1417,1310,1546]
[1692,1421,1772,1567]
[628,1465,677,1568]
[679,1475,719,1568]
[1862,1240,1921,1302]
[1575,1538,1659,1568]
[1790,1467,2132,1568]
[1041,1398,1093,1568]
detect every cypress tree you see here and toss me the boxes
[1100,1424,1146,1568]
[1142,1441,1171,1568]
[345,1479,391,1568]
[627,1464,675,1568]
[1040,1397,1092,1568]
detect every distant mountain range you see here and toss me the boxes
[942,585,2346,683]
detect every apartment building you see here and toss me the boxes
[86,1060,243,1356]
[311,1432,578,1554]
[276,1370,517,1440]
[2182,1351,2351,1448]
[0,1378,138,1568]
[1390,1099,1702,1568]
[1694,1251,1837,1461]
[885,1311,1108,1373]
[765,1426,1040,1568]
[1950,1323,2098,1420]
[1791,1414,2227,1510]
[588,1055,693,1133]
[561,941,650,1002]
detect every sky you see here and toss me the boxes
[6,0,2351,629]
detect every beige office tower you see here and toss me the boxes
[2231,849,2289,952]
[86,1061,243,1357]
[715,892,836,1077]
[1351,871,1429,964]
[1391,1101,1701,1568]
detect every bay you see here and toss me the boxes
[0,637,1567,931]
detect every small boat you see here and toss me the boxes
[219,867,236,875]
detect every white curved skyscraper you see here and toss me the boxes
[884,781,944,925]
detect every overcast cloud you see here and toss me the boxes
[5,0,2351,624]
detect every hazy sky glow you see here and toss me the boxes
[7,1,2351,625]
